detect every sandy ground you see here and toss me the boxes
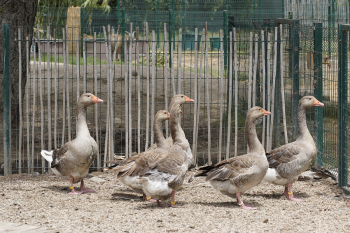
[0,172,349,233]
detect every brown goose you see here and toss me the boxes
[104,110,170,201]
[195,107,271,210]
[41,93,103,194]
[263,96,324,202]
[139,103,193,207]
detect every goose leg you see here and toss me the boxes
[236,193,257,210]
[157,200,169,208]
[69,177,83,195]
[143,194,158,203]
[169,191,182,208]
[284,183,302,202]
[80,179,95,193]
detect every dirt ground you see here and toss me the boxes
[0,172,349,233]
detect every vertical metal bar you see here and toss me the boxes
[121,8,126,62]
[223,10,228,72]
[248,32,253,112]
[3,24,11,176]
[280,25,288,144]
[54,30,58,149]
[164,24,169,136]
[226,31,233,159]
[253,34,258,106]
[93,32,100,170]
[269,27,278,150]
[47,26,52,158]
[37,24,45,173]
[178,28,182,94]
[76,34,80,102]
[18,28,22,175]
[26,36,30,173]
[124,36,129,157]
[66,25,71,142]
[292,20,300,140]
[233,28,238,157]
[338,24,348,187]
[83,33,86,93]
[151,30,156,145]
[192,27,198,163]
[128,24,133,157]
[266,32,271,151]
[136,27,141,153]
[80,7,84,58]
[314,22,323,168]
[145,22,150,150]
[205,27,211,165]
[218,30,224,162]
[261,30,266,149]
[31,38,37,174]
[157,0,160,48]
[62,28,66,146]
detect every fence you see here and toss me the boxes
[1,7,350,194]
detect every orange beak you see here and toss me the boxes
[168,113,171,119]
[92,95,103,104]
[262,109,271,116]
[314,98,324,107]
[185,96,194,103]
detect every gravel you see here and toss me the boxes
[0,172,349,233]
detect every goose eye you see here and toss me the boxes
[309,98,312,100]
[164,112,166,114]
[87,95,90,98]
[181,96,184,98]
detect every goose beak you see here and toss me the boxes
[92,95,104,103]
[314,98,324,107]
[185,96,194,103]
[168,113,171,119]
[262,109,271,116]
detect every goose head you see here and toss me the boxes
[155,110,171,122]
[299,96,324,109]
[78,93,103,107]
[248,106,271,122]
[169,94,194,109]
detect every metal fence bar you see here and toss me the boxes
[151,30,155,146]
[124,36,129,158]
[93,32,100,170]
[47,26,52,160]
[261,30,266,149]
[252,33,258,107]
[178,28,182,94]
[26,36,30,174]
[314,22,323,168]
[54,30,58,150]
[266,32,271,151]
[192,27,198,162]
[136,27,141,154]
[66,25,71,142]
[164,24,169,137]
[269,27,278,150]
[18,28,22,175]
[128,23,133,156]
[145,22,150,150]
[31,38,37,174]
[233,27,238,157]
[3,24,11,176]
[248,32,253,113]
[280,24,288,145]
[226,31,233,159]
[205,26,211,165]
[218,29,224,162]
[62,28,66,146]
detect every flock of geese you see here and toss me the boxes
[41,93,324,210]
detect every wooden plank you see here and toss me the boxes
[178,28,182,94]
[124,35,129,158]
[253,33,258,106]
[261,30,266,149]
[269,27,278,150]
[192,27,198,163]
[234,28,238,157]
[53,29,58,149]
[164,23,168,136]
[266,32,271,151]
[31,38,37,173]
[66,25,71,142]
[248,32,253,112]
[93,32,100,170]
[205,25,211,165]
[128,24,133,157]
[136,27,141,153]
[103,26,110,167]
[47,26,52,158]
[280,24,288,144]
[61,28,66,146]
[151,30,156,145]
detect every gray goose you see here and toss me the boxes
[41,93,103,194]
[263,96,324,202]
[104,110,170,201]
[138,103,193,207]
[195,107,270,210]
[105,94,193,202]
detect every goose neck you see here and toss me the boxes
[76,104,90,138]
[297,105,312,139]
[245,115,264,153]
[154,120,166,148]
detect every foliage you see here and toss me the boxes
[140,54,166,67]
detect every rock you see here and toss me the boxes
[91,171,104,176]
[132,71,138,76]
[90,176,105,184]
[131,152,137,156]
[263,219,268,223]
[32,172,40,177]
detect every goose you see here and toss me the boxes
[139,103,193,207]
[263,96,324,202]
[194,106,271,210]
[105,94,194,201]
[41,93,103,195]
[104,110,170,201]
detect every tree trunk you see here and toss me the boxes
[0,0,38,172]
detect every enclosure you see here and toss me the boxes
[1,0,350,197]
